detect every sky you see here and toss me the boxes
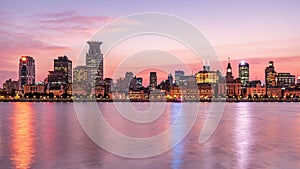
[0,0,300,86]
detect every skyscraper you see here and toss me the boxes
[149,72,157,89]
[168,73,173,86]
[86,41,103,85]
[48,56,72,84]
[19,56,35,90]
[239,61,249,87]
[175,70,184,85]
[265,61,277,88]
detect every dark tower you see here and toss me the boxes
[226,57,233,79]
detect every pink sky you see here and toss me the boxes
[1,1,300,86]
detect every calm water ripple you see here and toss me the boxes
[0,102,299,169]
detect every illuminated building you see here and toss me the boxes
[48,56,72,84]
[195,64,218,84]
[239,61,249,87]
[170,86,182,99]
[265,61,277,88]
[218,58,242,97]
[276,73,295,88]
[19,56,35,90]
[129,89,145,100]
[246,81,266,98]
[23,83,45,94]
[175,70,184,85]
[149,72,157,89]
[86,41,103,85]
[72,66,91,95]
[198,83,214,98]
[73,66,90,85]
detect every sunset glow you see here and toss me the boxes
[1,0,300,85]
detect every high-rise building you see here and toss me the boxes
[239,61,249,87]
[149,72,157,89]
[277,73,295,88]
[19,56,35,90]
[73,66,90,84]
[55,56,72,83]
[168,74,173,86]
[86,41,103,85]
[265,61,277,88]
[175,70,184,85]
[48,56,72,84]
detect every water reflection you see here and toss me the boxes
[170,104,184,169]
[11,103,35,169]
[234,103,252,168]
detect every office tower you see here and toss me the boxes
[175,70,184,85]
[86,41,103,85]
[149,72,157,89]
[19,56,35,90]
[48,56,72,84]
[265,61,277,88]
[239,61,249,87]
[73,66,90,84]
[168,73,173,86]
[277,73,295,88]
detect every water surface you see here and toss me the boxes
[0,102,299,169]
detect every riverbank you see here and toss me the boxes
[0,98,299,102]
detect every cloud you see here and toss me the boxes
[32,11,114,29]
[0,30,70,52]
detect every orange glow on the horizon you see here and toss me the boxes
[11,103,35,169]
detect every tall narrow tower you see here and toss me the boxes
[239,61,249,87]
[265,61,277,88]
[226,57,233,79]
[19,56,35,90]
[86,41,103,85]
[149,72,157,89]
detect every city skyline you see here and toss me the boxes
[1,0,300,86]
[1,52,300,88]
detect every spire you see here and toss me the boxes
[203,55,210,71]
[226,57,233,78]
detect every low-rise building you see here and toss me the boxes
[246,82,266,97]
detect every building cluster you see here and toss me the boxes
[1,40,300,101]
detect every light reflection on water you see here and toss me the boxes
[10,103,35,169]
[170,103,183,169]
[0,102,299,169]
[234,103,252,169]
